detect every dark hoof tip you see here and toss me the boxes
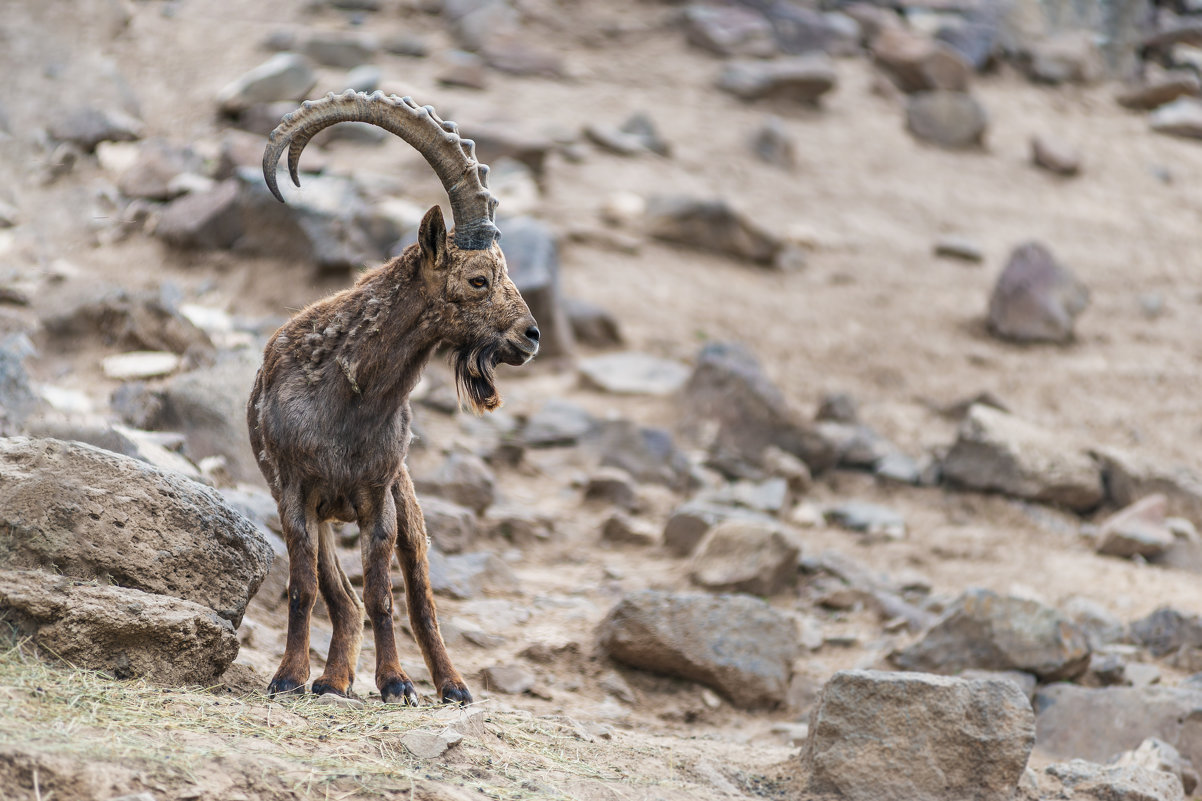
[381,678,418,706]
[440,685,473,706]
[311,680,357,699]
[267,678,305,697]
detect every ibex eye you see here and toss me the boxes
[468,277,489,289]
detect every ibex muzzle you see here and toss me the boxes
[248,90,538,705]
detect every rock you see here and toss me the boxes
[585,467,638,511]
[1063,596,1127,649]
[500,216,573,358]
[696,477,790,515]
[936,18,1002,71]
[1045,759,1185,801]
[905,91,987,150]
[934,235,984,263]
[1022,32,1104,85]
[421,497,478,555]
[564,297,623,348]
[716,55,837,105]
[1094,448,1202,523]
[891,588,1091,680]
[681,341,835,471]
[1115,738,1199,796]
[1129,607,1202,658]
[154,179,244,251]
[401,728,463,759]
[751,115,796,169]
[216,53,317,114]
[959,668,1038,701]
[689,520,800,596]
[1117,71,1202,111]
[299,31,377,68]
[47,107,142,152]
[0,334,40,434]
[1150,97,1202,140]
[1032,134,1082,177]
[101,351,181,380]
[0,569,239,685]
[591,419,694,491]
[601,513,659,547]
[483,505,553,546]
[1098,495,1176,559]
[815,391,858,423]
[0,200,17,228]
[428,551,516,600]
[447,0,520,51]
[987,241,1089,344]
[617,112,670,157]
[436,50,489,90]
[598,590,798,708]
[1035,684,1202,770]
[646,195,781,265]
[0,438,271,626]
[45,288,213,359]
[942,404,1103,512]
[579,352,690,396]
[384,32,429,58]
[137,351,262,484]
[663,501,778,558]
[117,139,204,201]
[871,28,972,93]
[683,4,777,58]
[825,501,906,539]
[522,399,596,448]
[415,452,496,515]
[471,126,555,183]
[482,663,535,694]
[801,670,1035,801]
[480,37,564,78]
[758,2,843,55]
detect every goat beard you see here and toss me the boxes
[452,342,501,414]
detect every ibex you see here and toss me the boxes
[248,90,540,705]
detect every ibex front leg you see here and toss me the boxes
[269,488,319,696]
[358,485,419,705]
[393,470,472,705]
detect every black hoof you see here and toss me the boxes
[311,679,357,699]
[267,677,305,697]
[440,684,473,706]
[381,677,419,706]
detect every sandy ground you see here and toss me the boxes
[3,0,1202,798]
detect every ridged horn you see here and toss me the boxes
[262,89,499,250]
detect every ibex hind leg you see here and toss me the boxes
[268,489,319,697]
[311,521,366,698]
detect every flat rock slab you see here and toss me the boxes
[942,403,1104,512]
[891,587,1090,680]
[1097,494,1175,559]
[0,437,271,626]
[578,352,690,396]
[599,590,798,708]
[802,670,1035,801]
[0,569,238,684]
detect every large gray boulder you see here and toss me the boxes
[0,438,271,626]
[598,590,798,708]
[802,670,1035,801]
[942,403,1104,512]
[891,588,1090,680]
[0,569,238,684]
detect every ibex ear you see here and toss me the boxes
[418,205,448,269]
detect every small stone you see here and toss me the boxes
[154,179,243,251]
[436,50,488,90]
[751,116,796,169]
[601,513,659,547]
[522,399,596,447]
[872,28,972,92]
[1114,738,1199,796]
[934,235,984,263]
[343,64,382,93]
[663,501,778,557]
[401,728,463,759]
[1129,607,1202,658]
[299,31,377,68]
[0,200,17,228]
[383,33,429,58]
[579,352,690,396]
[1150,97,1202,140]
[646,196,781,265]
[825,501,906,539]
[905,91,987,150]
[1022,32,1103,86]
[592,420,694,491]
[1031,134,1081,177]
[682,4,777,58]
[102,351,182,380]
[690,520,800,596]
[585,467,638,511]
[428,551,516,600]
[47,107,143,152]
[816,392,859,423]
[1116,71,1201,111]
[216,53,317,114]
[987,241,1089,344]
[482,663,535,694]
[314,692,365,709]
[564,297,623,348]
[1097,494,1175,559]
[717,55,838,105]
[415,452,495,514]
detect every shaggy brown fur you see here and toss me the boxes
[247,206,538,704]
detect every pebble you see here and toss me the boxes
[934,235,984,263]
[401,728,464,759]
[101,351,182,380]
[1031,134,1082,177]
[905,91,988,149]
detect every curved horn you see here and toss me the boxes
[262,89,499,250]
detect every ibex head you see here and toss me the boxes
[263,90,540,413]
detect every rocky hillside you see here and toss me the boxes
[3,0,1202,799]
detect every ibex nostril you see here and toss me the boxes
[525,325,540,343]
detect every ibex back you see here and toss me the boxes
[247,91,539,704]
